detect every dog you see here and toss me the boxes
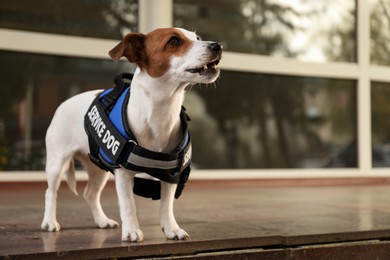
[41,28,222,242]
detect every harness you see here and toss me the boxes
[84,73,191,200]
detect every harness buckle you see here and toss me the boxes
[119,139,138,168]
[128,140,138,146]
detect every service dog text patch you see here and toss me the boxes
[85,104,127,162]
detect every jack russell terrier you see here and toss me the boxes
[41,28,222,242]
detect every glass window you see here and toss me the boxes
[0,51,135,171]
[174,0,356,63]
[370,0,390,65]
[0,52,357,171]
[372,82,390,167]
[185,71,357,169]
[0,0,138,39]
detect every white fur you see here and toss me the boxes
[41,28,221,242]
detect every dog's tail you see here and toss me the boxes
[64,159,79,196]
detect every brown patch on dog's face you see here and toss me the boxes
[143,28,193,77]
[109,33,147,67]
[109,28,194,78]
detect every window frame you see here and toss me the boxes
[1,0,390,180]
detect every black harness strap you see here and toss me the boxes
[101,73,133,109]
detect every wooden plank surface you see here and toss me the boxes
[2,181,390,259]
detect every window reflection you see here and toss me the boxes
[174,0,356,62]
[0,51,134,171]
[0,52,357,171]
[185,71,357,169]
[370,0,390,65]
[372,82,390,167]
[0,0,138,39]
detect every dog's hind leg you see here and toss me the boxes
[41,154,71,232]
[160,182,190,240]
[82,158,119,229]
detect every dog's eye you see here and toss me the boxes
[168,36,182,45]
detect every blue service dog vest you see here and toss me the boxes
[84,73,191,200]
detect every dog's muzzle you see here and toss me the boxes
[185,42,222,76]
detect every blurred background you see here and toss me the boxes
[0,0,389,177]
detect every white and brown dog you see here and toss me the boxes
[41,28,222,242]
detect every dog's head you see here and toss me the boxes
[109,28,222,84]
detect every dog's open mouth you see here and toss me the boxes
[186,59,220,75]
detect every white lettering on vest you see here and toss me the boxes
[102,130,120,156]
[182,145,192,167]
[87,105,120,156]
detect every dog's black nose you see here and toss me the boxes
[208,42,222,54]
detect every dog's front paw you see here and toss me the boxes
[162,227,190,240]
[41,220,61,232]
[122,229,144,242]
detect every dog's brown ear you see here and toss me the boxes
[109,33,146,64]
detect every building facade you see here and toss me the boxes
[0,0,389,179]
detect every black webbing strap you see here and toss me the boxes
[174,165,191,198]
[133,177,161,200]
[133,165,191,200]
[100,73,133,109]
